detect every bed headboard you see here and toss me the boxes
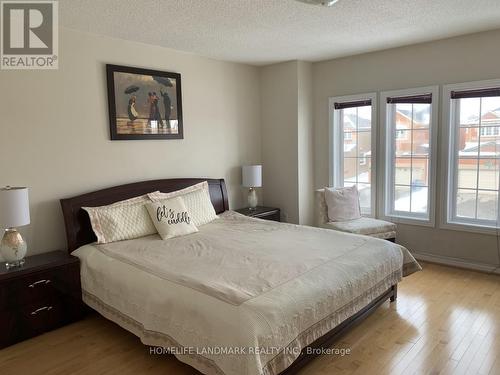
[60,178,229,253]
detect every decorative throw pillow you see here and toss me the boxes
[148,181,217,226]
[324,186,361,222]
[83,193,159,244]
[145,197,198,240]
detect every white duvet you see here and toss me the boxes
[73,211,420,375]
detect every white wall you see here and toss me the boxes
[0,28,262,256]
[313,29,500,267]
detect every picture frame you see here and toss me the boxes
[106,64,183,140]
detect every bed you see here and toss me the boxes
[60,178,420,375]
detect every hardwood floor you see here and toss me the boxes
[1,262,499,375]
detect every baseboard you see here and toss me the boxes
[412,252,500,275]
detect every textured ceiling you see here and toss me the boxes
[60,0,500,65]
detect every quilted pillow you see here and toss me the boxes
[324,186,361,222]
[83,193,158,244]
[145,197,198,240]
[148,181,217,226]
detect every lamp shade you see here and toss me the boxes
[242,165,262,188]
[0,187,30,228]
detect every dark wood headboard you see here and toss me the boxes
[60,178,229,253]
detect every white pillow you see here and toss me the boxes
[83,193,158,244]
[148,181,217,226]
[146,197,198,240]
[324,186,361,222]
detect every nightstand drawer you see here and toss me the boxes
[1,300,65,345]
[0,298,85,348]
[21,299,69,334]
[235,207,281,222]
[0,303,50,345]
[254,211,280,222]
[0,267,75,311]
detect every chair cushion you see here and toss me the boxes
[324,186,361,221]
[321,217,396,239]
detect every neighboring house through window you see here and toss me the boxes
[443,80,500,231]
[380,86,438,225]
[329,94,376,216]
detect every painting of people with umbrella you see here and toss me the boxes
[106,64,183,140]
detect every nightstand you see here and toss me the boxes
[0,250,86,348]
[235,206,281,222]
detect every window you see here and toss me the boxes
[329,94,376,215]
[480,126,500,137]
[444,81,500,230]
[380,87,438,224]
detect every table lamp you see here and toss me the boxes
[0,187,30,269]
[242,165,262,210]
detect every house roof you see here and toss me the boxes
[463,107,500,125]
[342,105,500,130]
[343,114,371,130]
[460,140,500,157]
[396,108,430,124]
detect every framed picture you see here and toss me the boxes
[106,64,183,140]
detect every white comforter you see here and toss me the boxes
[73,211,420,375]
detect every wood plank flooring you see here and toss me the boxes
[1,262,499,375]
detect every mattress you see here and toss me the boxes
[73,211,420,375]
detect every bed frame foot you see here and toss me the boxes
[279,285,397,374]
[390,284,397,302]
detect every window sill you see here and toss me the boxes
[440,221,500,236]
[381,214,434,227]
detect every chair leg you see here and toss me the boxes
[390,284,398,302]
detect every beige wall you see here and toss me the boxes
[260,61,299,223]
[260,61,314,225]
[2,25,499,268]
[313,29,500,266]
[0,28,261,257]
[297,61,314,225]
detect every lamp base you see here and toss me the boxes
[247,188,258,210]
[5,258,25,270]
[1,228,27,269]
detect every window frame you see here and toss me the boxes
[442,79,500,234]
[379,86,439,226]
[328,93,377,217]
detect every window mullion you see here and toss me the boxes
[497,145,500,227]
[452,99,461,222]
[390,105,396,214]
[355,108,359,186]
[339,109,344,187]
[475,99,483,219]
[409,104,414,213]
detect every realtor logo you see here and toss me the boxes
[1,1,58,69]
